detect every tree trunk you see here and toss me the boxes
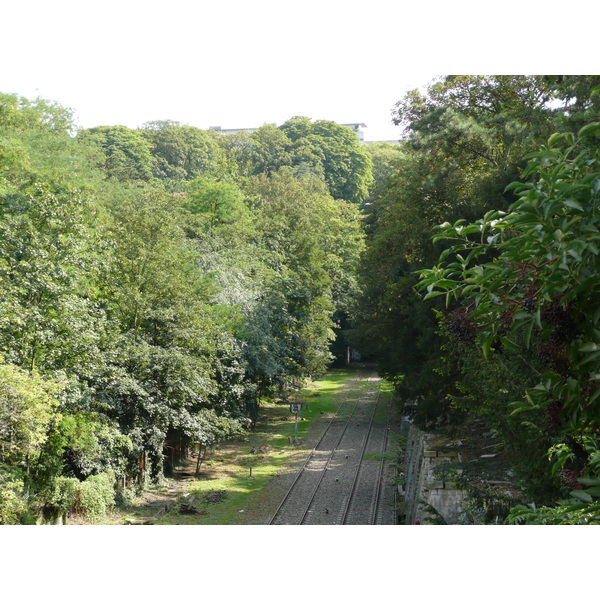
[195,445,207,476]
[138,451,146,484]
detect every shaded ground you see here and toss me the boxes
[67,367,396,525]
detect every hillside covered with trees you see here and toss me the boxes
[353,75,600,523]
[1,75,599,524]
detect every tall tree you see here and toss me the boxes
[77,125,154,181]
[140,122,226,183]
[418,122,600,505]
[355,75,600,508]
[281,116,374,205]
[89,185,249,478]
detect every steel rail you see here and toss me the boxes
[370,393,393,524]
[267,401,349,524]
[339,391,381,524]
[268,371,370,525]
[298,398,362,524]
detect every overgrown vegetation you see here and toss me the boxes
[2,76,599,525]
[0,95,368,523]
[353,75,600,523]
[124,369,369,525]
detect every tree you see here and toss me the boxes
[352,142,459,408]
[238,123,293,176]
[184,176,250,226]
[364,142,404,198]
[281,117,374,205]
[354,76,583,410]
[244,169,367,382]
[217,117,373,204]
[140,123,225,183]
[77,126,154,181]
[88,184,252,479]
[0,94,110,378]
[0,92,138,510]
[245,170,336,382]
[418,123,600,502]
[543,75,600,132]
[392,76,559,217]
[0,360,61,472]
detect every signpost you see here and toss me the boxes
[289,403,302,443]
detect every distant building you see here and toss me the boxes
[209,126,258,135]
[340,123,367,142]
[363,139,400,145]
[210,122,369,143]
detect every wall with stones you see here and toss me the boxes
[399,424,467,525]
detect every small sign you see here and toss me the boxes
[289,403,302,414]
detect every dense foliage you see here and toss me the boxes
[0,98,365,522]
[353,75,600,520]
[2,76,599,525]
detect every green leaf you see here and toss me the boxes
[578,122,600,139]
[500,337,521,351]
[577,477,600,487]
[481,333,493,360]
[578,351,600,368]
[548,132,575,147]
[510,407,532,417]
[570,490,593,503]
[423,290,448,301]
[509,403,534,416]
[524,150,558,161]
[505,181,529,193]
[433,279,459,290]
[563,199,584,211]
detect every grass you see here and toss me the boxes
[105,367,382,525]
[363,452,398,461]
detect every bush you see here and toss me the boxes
[43,471,117,519]
[76,472,116,519]
[0,469,27,525]
[506,500,600,524]
[115,486,136,509]
[45,476,80,513]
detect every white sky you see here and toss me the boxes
[4,1,596,142]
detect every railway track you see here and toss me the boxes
[269,372,396,525]
[268,389,362,525]
[341,390,393,525]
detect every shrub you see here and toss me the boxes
[0,469,27,525]
[43,471,117,519]
[46,476,80,513]
[76,472,116,519]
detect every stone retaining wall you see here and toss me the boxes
[400,424,467,524]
